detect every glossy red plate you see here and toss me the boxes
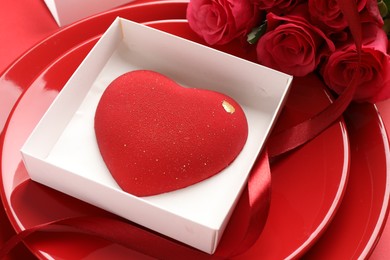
[1,12,348,260]
[304,103,390,259]
[0,21,347,258]
[0,1,386,259]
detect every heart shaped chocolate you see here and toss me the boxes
[94,70,248,196]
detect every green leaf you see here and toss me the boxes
[247,21,267,45]
[383,18,390,37]
[383,0,390,18]
[378,0,389,17]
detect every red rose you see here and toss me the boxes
[256,5,335,76]
[308,0,383,34]
[187,0,259,45]
[321,24,390,103]
[251,0,304,14]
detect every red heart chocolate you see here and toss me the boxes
[94,70,248,196]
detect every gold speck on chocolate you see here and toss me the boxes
[222,100,235,114]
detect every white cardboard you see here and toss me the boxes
[43,0,134,26]
[43,0,189,27]
[21,18,292,253]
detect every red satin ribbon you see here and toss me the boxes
[0,151,271,259]
[0,0,363,258]
[214,150,271,258]
[230,151,271,256]
[268,0,363,157]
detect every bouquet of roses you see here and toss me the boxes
[187,0,390,104]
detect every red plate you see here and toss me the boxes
[1,7,348,260]
[0,1,387,259]
[305,103,390,259]
[1,20,347,258]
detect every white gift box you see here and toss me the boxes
[21,18,292,253]
[43,0,189,26]
[43,0,134,26]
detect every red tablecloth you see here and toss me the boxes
[0,0,389,259]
